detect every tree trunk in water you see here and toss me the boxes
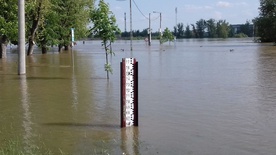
[0,43,2,59]
[27,38,35,55]
[42,46,47,54]
[58,44,63,52]
[0,36,8,59]
[105,42,110,79]
[106,51,109,79]
[27,0,42,55]
[64,45,69,51]
[0,43,7,59]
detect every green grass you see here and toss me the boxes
[0,139,53,155]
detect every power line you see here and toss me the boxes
[131,0,159,21]
[132,0,148,19]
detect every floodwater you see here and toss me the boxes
[1,38,276,155]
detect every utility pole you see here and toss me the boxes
[153,11,162,44]
[18,0,26,75]
[124,12,127,32]
[129,0,133,51]
[116,0,133,51]
[175,7,178,41]
[148,13,151,46]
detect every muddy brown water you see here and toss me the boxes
[1,38,276,155]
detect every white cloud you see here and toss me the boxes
[183,4,213,13]
[216,1,231,8]
[234,2,248,7]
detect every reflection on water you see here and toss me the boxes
[20,75,34,153]
[1,38,276,154]
[71,63,78,111]
[121,127,140,155]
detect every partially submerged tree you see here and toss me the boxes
[206,18,217,38]
[216,20,230,38]
[196,19,206,38]
[161,27,174,44]
[0,0,18,58]
[25,0,51,55]
[185,25,192,38]
[191,24,198,38]
[37,0,93,53]
[174,23,184,38]
[90,0,120,79]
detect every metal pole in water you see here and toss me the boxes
[71,28,75,69]
[129,0,133,51]
[148,13,151,46]
[121,58,138,128]
[18,0,26,75]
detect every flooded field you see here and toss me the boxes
[1,38,276,155]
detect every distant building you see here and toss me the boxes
[230,24,254,37]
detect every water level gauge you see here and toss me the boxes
[121,58,138,128]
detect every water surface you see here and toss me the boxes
[1,38,276,155]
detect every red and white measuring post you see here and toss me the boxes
[121,58,138,128]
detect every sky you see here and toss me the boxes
[104,0,260,32]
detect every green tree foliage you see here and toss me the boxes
[25,0,51,55]
[0,0,18,58]
[217,20,230,38]
[174,23,185,38]
[90,0,120,79]
[255,0,276,42]
[37,0,93,53]
[0,0,93,56]
[191,24,198,38]
[185,25,192,38]
[0,0,93,55]
[161,27,174,44]
[0,0,18,42]
[206,19,217,38]
[196,19,207,38]
[173,19,232,39]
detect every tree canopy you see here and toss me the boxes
[42,0,93,52]
[161,27,174,44]
[0,0,18,58]
[173,19,230,39]
[0,0,18,43]
[0,0,94,57]
[255,0,276,42]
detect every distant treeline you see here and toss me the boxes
[111,19,254,40]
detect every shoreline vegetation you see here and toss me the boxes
[85,36,264,44]
[88,35,259,41]
[1,0,275,58]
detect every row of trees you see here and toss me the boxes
[120,0,276,41]
[0,0,120,78]
[0,0,275,59]
[119,19,253,40]
[172,0,276,42]
[0,0,95,58]
[120,29,159,39]
[173,19,232,39]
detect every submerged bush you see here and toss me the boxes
[234,33,248,38]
